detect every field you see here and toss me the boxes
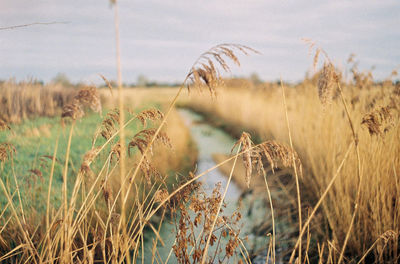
[1,7,399,262]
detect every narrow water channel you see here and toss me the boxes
[141,108,271,263]
[177,108,242,201]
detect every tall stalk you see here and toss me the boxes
[336,81,363,264]
[281,80,302,263]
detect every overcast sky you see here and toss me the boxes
[1,0,399,84]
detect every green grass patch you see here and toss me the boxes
[0,108,144,214]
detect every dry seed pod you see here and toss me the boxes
[361,105,394,136]
[74,86,102,114]
[137,108,164,128]
[101,180,114,209]
[154,189,169,203]
[232,132,254,188]
[99,109,119,140]
[80,147,101,180]
[139,159,161,185]
[110,142,121,162]
[258,140,302,177]
[61,102,84,120]
[0,142,16,165]
[128,128,171,156]
[187,44,258,95]
[99,74,114,96]
[318,62,337,106]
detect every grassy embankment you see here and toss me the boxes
[0,81,196,260]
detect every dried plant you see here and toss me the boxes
[232,132,302,187]
[170,182,243,263]
[186,44,258,96]
[318,62,338,106]
[154,189,169,203]
[137,108,164,128]
[110,142,121,162]
[361,105,395,136]
[28,169,43,181]
[74,86,102,114]
[128,128,171,156]
[0,142,16,166]
[259,141,302,175]
[101,179,114,210]
[99,108,120,140]
[40,154,60,164]
[99,74,114,96]
[303,39,340,106]
[80,147,101,180]
[0,119,10,131]
[61,102,84,120]
[0,80,76,123]
[347,55,374,90]
[139,159,161,185]
[61,86,102,120]
[232,132,253,187]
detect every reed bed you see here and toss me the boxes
[181,62,400,262]
[0,80,78,124]
[0,44,265,263]
[1,41,398,263]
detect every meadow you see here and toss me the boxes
[0,44,399,264]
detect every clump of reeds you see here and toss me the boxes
[167,180,244,263]
[232,132,302,188]
[361,105,395,136]
[0,79,76,123]
[62,85,102,121]
[0,43,261,263]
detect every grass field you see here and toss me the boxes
[181,70,400,262]
[0,43,399,264]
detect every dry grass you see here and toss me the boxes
[181,73,400,261]
[0,44,261,263]
[1,40,398,263]
[0,80,77,123]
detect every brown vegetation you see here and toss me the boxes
[0,80,77,123]
[181,61,400,262]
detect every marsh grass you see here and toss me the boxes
[181,51,400,262]
[0,80,77,124]
[0,44,264,263]
[1,41,399,264]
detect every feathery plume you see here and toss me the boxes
[361,105,394,136]
[0,142,16,166]
[318,62,337,106]
[187,44,259,95]
[137,108,164,128]
[99,74,114,96]
[61,102,84,120]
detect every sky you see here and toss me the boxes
[0,0,399,84]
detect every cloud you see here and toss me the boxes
[0,0,399,83]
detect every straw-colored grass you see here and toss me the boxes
[0,80,77,124]
[181,76,400,262]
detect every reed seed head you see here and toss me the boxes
[361,105,394,136]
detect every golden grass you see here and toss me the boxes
[0,80,77,123]
[181,79,400,261]
[1,41,398,263]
